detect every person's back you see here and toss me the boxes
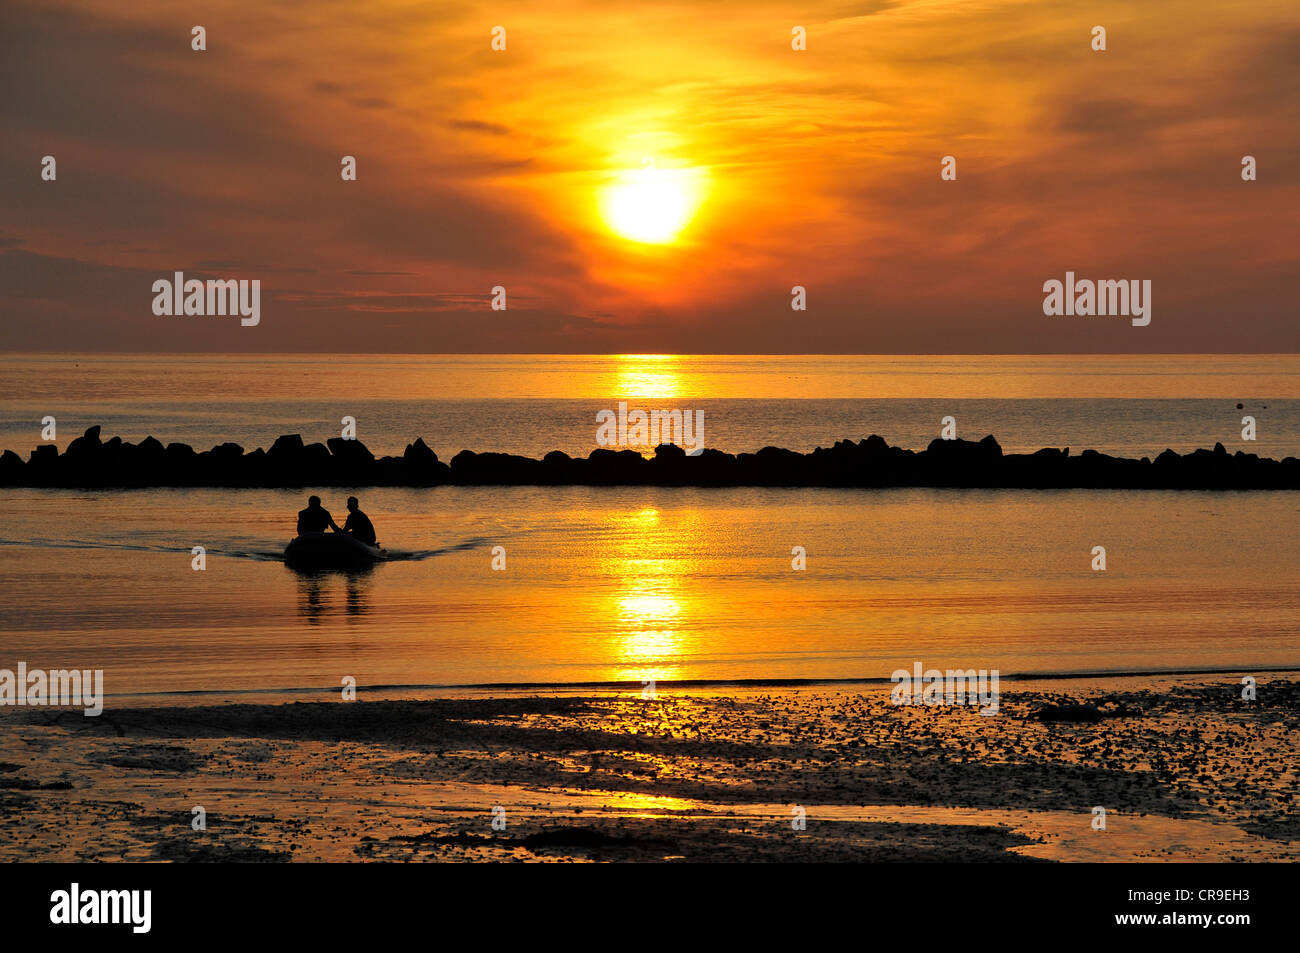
[342,496,377,545]
[296,496,338,535]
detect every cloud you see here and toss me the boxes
[445,119,513,136]
[0,0,1296,353]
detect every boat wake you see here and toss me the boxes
[0,535,493,563]
[387,536,490,561]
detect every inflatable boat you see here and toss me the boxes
[284,531,387,569]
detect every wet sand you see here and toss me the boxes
[1,674,1296,862]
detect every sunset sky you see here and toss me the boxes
[2,0,1297,352]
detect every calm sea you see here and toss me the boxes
[0,354,1296,695]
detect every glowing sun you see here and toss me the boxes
[599,163,705,244]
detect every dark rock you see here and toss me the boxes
[161,442,198,484]
[751,445,806,485]
[451,450,545,484]
[682,447,740,487]
[924,435,1002,460]
[3,428,1297,489]
[403,438,438,465]
[327,437,374,464]
[1035,704,1103,723]
[29,444,58,466]
[400,438,448,484]
[64,426,103,461]
[326,437,375,484]
[267,434,305,459]
[371,455,406,485]
[302,442,331,468]
[921,436,1002,486]
[654,443,686,461]
[138,436,165,458]
[0,449,24,485]
[587,448,649,484]
[541,450,578,484]
[648,443,691,485]
[1005,446,1071,488]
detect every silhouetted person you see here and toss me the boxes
[342,496,377,545]
[297,495,341,535]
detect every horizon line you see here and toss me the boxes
[3,352,1299,359]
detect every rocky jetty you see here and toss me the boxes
[2,426,1296,489]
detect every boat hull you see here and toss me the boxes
[284,531,386,569]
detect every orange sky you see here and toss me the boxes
[1,0,1297,352]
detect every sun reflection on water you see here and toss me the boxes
[600,505,712,684]
[613,577,683,684]
[614,354,683,400]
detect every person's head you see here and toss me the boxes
[308,495,321,507]
[346,496,358,512]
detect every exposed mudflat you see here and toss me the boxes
[1,675,1296,862]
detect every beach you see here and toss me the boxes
[3,673,1295,863]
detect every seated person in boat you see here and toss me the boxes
[297,495,342,535]
[342,496,378,546]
